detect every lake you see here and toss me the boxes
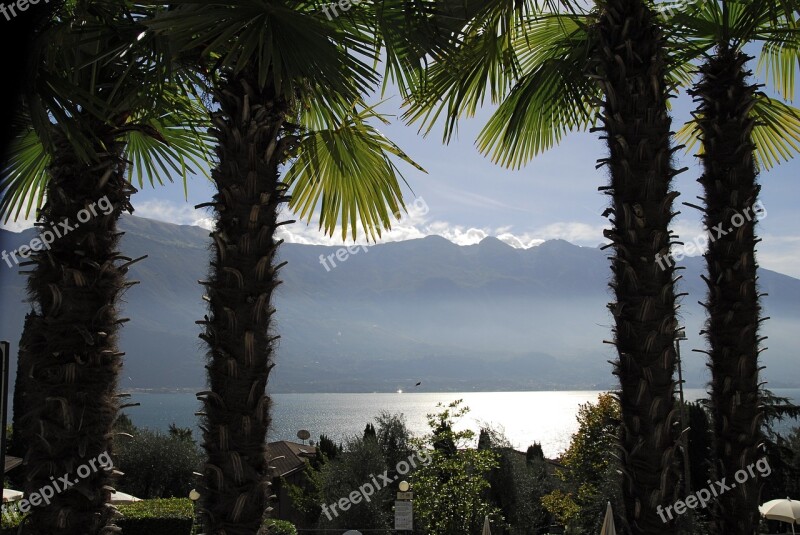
[123,389,800,458]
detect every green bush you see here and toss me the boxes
[264,519,298,535]
[0,498,193,535]
[1,506,25,535]
[114,428,203,498]
[117,497,194,535]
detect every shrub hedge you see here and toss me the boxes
[117,497,194,535]
[1,497,194,534]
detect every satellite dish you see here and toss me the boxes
[297,429,311,443]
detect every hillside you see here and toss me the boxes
[1,215,798,391]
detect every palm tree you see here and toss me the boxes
[404,1,684,531]
[0,2,211,533]
[670,2,800,532]
[147,3,423,532]
[403,1,800,531]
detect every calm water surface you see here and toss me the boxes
[125,389,800,458]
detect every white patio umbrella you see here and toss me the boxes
[482,515,491,535]
[760,498,800,535]
[109,490,141,504]
[2,488,23,503]
[600,501,617,535]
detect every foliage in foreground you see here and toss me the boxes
[482,428,556,534]
[114,423,203,499]
[542,393,621,534]
[411,400,504,535]
[263,519,298,535]
[116,498,194,535]
[308,412,414,533]
[0,498,194,535]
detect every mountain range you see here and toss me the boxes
[1,215,798,392]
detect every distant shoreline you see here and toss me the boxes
[124,385,800,394]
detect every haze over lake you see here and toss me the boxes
[125,389,800,458]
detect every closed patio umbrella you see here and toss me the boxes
[109,490,141,504]
[600,501,617,535]
[482,515,491,535]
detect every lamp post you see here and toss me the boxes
[0,341,10,503]
[395,480,413,534]
[675,328,692,530]
[189,488,200,534]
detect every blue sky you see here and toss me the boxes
[3,68,799,278]
[130,79,800,279]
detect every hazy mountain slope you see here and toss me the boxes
[1,215,798,391]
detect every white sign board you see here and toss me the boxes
[394,500,413,530]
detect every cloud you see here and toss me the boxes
[6,196,798,277]
[0,213,36,233]
[126,198,611,250]
[134,200,215,230]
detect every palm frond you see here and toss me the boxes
[401,1,529,144]
[475,12,596,168]
[0,129,50,224]
[285,104,424,241]
[750,95,800,169]
[146,0,379,104]
[124,112,214,194]
[757,27,800,102]
[676,94,800,170]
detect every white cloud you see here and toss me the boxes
[532,222,608,246]
[134,200,214,230]
[127,198,610,250]
[113,199,799,277]
[0,214,36,233]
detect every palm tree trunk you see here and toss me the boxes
[18,122,134,535]
[593,0,681,532]
[10,314,34,461]
[197,72,296,535]
[692,46,763,535]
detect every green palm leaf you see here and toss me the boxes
[676,93,800,170]
[401,0,532,143]
[665,0,800,165]
[1,98,213,223]
[146,0,379,104]
[476,12,597,168]
[1,1,214,224]
[758,26,800,102]
[285,103,424,241]
[0,128,50,223]
[122,109,215,194]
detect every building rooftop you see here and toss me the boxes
[266,441,317,478]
